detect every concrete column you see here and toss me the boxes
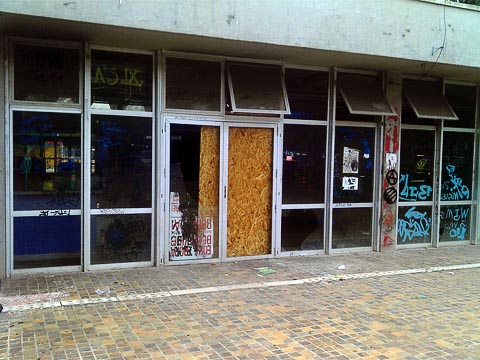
[0,34,6,278]
[379,72,402,252]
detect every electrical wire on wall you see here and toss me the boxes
[420,3,447,78]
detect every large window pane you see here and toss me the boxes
[283,124,326,204]
[91,50,153,111]
[399,129,435,202]
[90,214,151,264]
[169,124,220,260]
[281,209,324,251]
[165,58,221,111]
[445,84,477,128]
[439,205,471,242]
[397,206,432,245]
[14,44,80,103]
[285,69,328,120]
[332,208,372,248]
[91,115,152,209]
[13,112,81,211]
[14,215,81,269]
[333,127,375,203]
[441,132,473,201]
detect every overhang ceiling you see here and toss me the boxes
[1,12,479,82]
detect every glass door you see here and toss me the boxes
[397,128,436,247]
[331,124,377,250]
[166,120,221,262]
[224,124,277,259]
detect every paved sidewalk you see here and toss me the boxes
[1,245,480,359]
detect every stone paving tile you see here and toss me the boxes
[1,267,480,359]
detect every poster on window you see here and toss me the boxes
[342,176,359,190]
[343,147,360,174]
[169,192,214,260]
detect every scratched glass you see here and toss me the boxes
[281,209,324,251]
[444,84,477,128]
[13,111,82,211]
[397,206,432,245]
[439,205,471,242]
[14,44,80,103]
[332,208,372,248]
[282,124,326,204]
[333,126,376,203]
[91,50,153,111]
[441,132,474,201]
[14,215,81,269]
[284,69,329,120]
[90,214,151,264]
[165,57,222,111]
[398,129,435,202]
[91,115,152,209]
[169,124,220,261]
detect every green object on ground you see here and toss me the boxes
[255,267,276,275]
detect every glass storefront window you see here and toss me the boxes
[14,43,80,103]
[333,126,375,203]
[441,132,473,201]
[439,205,471,242]
[169,124,220,261]
[281,209,324,251]
[285,69,328,120]
[399,129,435,202]
[90,214,151,264]
[397,205,432,244]
[444,84,477,129]
[165,57,222,111]
[91,50,153,111]
[13,112,81,211]
[282,124,326,204]
[332,208,372,248]
[91,115,152,209]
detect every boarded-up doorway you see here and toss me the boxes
[226,126,275,257]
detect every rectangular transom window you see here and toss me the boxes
[403,79,458,120]
[336,73,396,116]
[227,62,290,114]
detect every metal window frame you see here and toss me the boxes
[226,62,291,115]
[8,37,84,109]
[336,71,397,116]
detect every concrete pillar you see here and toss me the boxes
[379,72,402,251]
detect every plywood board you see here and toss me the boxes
[227,127,273,257]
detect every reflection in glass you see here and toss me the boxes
[165,58,221,111]
[285,69,328,120]
[91,115,152,209]
[13,112,81,211]
[399,129,435,202]
[397,206,432,245]
[91,50,153,111]
[169,124,220,260]
[333,127,375,203]
[282,124,326,204]
[332,208,372,248]
[441,132,473,201]
[14,44,80,103]
[439,205,471,242]
[281,209,324,251]
[90,214,151,264]
[445,84,477,128]
[14,216,81,269]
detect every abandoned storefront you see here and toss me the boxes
[3,37,478,276]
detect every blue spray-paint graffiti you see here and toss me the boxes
[399,174,433,201]
[441,164,470,201]
[398,206,431,243]
[440,206,470,241]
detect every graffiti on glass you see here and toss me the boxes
[398,207,431,243]
[440,206,469,241]
[441,164,470,201]
[399,174,432,201]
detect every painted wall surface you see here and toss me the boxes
[0,0,479,69]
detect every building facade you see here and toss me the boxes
[0,0,479,278]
